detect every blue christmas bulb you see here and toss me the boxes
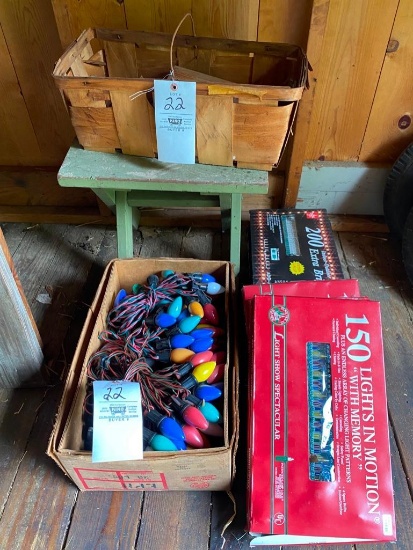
[161,269,175,278]
[170,334,195,349]
[190,328,214,340]
[201,273,216,283]
[169,437,187,450]
[178,315,201,334]
[206,282,225,295]
[155,312,177,328]
[146,410,185,441]
[189,337,213,353]
[187,272,216,284]
[200,402,222,423]
[143,427,178,451]
[167,296,183,318]
[114,289,127,307]
[194,383,223,401]
[176,309,190,323]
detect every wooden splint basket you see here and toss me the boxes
[53,28,308,170]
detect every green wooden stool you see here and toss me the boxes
[58,143,269,274]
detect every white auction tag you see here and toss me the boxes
[92,380,143,463]
[154,79,196,164]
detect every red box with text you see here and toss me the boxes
[248,294,396,546]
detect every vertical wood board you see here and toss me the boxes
[0,385,77,548]
[1,0,74,165]
[233,103,293,164]
[304,0,399,161]
[104,41,139,78]
[125,0,193,34]
[0,25,43,165]
[69,106,121,151]
[64,492,144,549]
[125,0,259,40]
[0,228,41,344]
[281,0,330,206]
[196,95,233,166]
[0,238,44,387]
[136,492,211,549]
[111,90,155,156]
[257,0,313,48]
[359,0,413,162]
[51,0,127,50]
[192,0,259,40]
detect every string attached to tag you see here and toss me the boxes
[129,12,196,101]
[169,12,196,83]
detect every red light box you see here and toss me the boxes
[247,293,396,546]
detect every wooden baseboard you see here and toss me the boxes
[0,206,115,225]
[0,205,388,233]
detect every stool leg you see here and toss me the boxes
[220,194,242,275]
[115,191,134,258]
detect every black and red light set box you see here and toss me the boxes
[243,280,396,544]
[249,208,343,284]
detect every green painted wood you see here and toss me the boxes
[226,194,242,275]
[58,143,269,271]
[93,188,116,210]
[128,190,220,208]
[115,191,134,258]
[219,194,232,233]
[58,143,269,194]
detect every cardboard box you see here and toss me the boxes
[247,294,396,545]
[48,258,238,491]
[249,209,344,284]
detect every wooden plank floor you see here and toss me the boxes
[0,221,412,550]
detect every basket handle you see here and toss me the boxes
[170,13,196,80]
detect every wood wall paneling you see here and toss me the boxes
[0,24,43,166]
[283,0,330,207]
[125,0,193,34]
[191,0,260,40]
[1,0,75,166]
[257,0,313,48]
[359,0,413,162]
[304,0,399,162]
[125,0,259,40]
[52,0,127,50]
[0,170,97,207]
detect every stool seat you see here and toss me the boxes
[58,143,269,274]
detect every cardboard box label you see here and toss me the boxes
[74,467,168,490]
